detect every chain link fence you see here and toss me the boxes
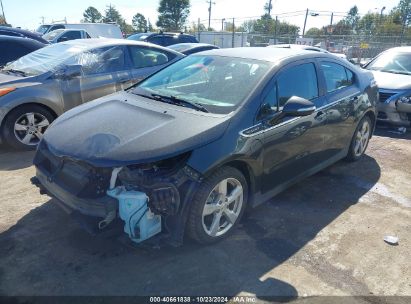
[193,17,411,63]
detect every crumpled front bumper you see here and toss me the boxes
[33,168,117,218]
[377,100,411,127]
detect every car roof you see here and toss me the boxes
[57,38,185,55]
[172,43,216,48]
[0,34,45,45]
[268,44,328,53]
[149,32,195,37]
[169,43,217,51]
[198,47,330,63]
[384,46,411,53]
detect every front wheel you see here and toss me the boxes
[187,166,248,244]
[346,116,372,162]
[2,105,54,150]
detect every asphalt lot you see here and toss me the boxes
[0,127,410,299]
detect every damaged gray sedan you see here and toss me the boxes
[32,48,377,245]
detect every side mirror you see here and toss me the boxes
[282,96,316,117]
[54,64,82,79]
[268,96,315,126]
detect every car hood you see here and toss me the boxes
[42,92,232,167]
[0,72,41,88]
[371,70,411,90]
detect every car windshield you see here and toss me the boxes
[36,25,51,34]
[134,55,271,114]
[43,29,65,41]
[2,43,89,76]
[366,51,411,75]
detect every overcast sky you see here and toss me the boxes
[2,0,399,32]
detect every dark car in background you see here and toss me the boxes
[0,36,45,67]
[33,48,377,246]
[128,32,198,46]
[168,43,219,55]
[0,26,49,44]
[0,39,184,149]
[364,47,411,127]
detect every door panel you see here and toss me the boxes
[60,45,132,111]
[260,100,328,193]
[319,60,362,158]
[259,61,328,194]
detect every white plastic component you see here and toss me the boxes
[107,187,161,243]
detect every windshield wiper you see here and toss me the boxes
[4,69,28,77]
[152,94,209,113]
[136,92,209,113]
[380,69,411,76]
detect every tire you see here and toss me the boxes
[187,166,248,244]
[2,105,54,150]
[346,115,372,162]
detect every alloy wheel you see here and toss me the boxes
[354,119,370,157]
[202,178,244,237]
[13,112,50,146]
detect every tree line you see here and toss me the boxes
[82,0,189,35]
[80,0,411,38]
[306,0,411,38]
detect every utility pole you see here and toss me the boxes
[302,8,309,37]
[198,18,201,41]
[232,17,235,48]
[221,18,225,31]
[207,0,215,30]
[267,0,272,15]
[0,0,6,24]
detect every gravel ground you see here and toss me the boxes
[0,128,410,299]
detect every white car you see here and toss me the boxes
[268,44,347,60]
[37,23,123,39]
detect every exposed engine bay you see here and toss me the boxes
[33,142,202,245]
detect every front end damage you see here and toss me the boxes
[32,141,202,246]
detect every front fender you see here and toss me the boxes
[0,81,63,126]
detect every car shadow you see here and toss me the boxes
[0,145,35,171]
[0,155,381,298]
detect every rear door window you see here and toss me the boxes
[321,62,355,93]
[128,46,175,69]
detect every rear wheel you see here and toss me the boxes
[187,166,248,244]
[346,116,372,161]
[2,105,54,150]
